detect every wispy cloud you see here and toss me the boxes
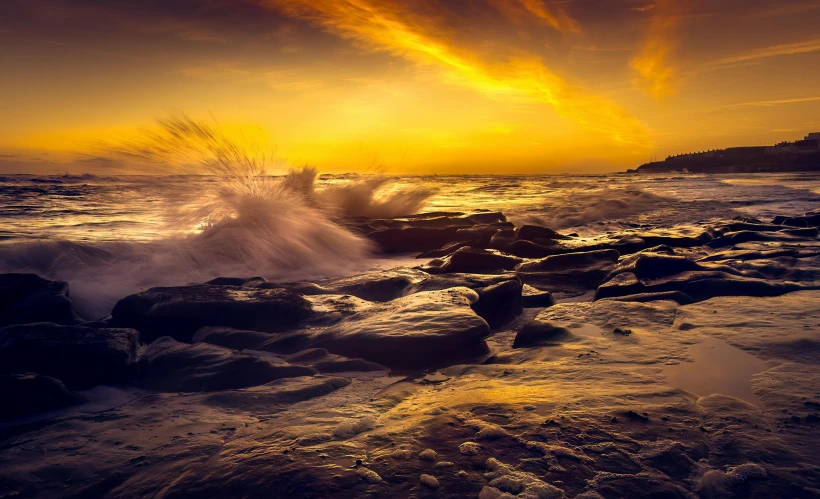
[629,0,681,98]
[720,95,820,109]
[714,38,820,66]
[516,0,581,32]
[631,4,657,12]
[259,0,649,147]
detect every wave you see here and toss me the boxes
[522,187,674,230]
[0,116,435,318]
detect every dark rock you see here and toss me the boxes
[311,288,490,368]
[367,226,465,253]
[283,348,388,373]
[599,291,695,305]
[595,271,804,303]
[515,249,620,272]
[491,239,563,258]
[0,373,86,418]
[513,320,572,348]
[425,247,523,274]
[320,269,429,301]
[205,276,268,287]
[418,241,474,259]
[192,327,273,350]
[0,273,81,327]
[111,285,313,342]
[139,337,316,392]
[516,225,572,242]
[472,279,523,328]
[522,285,555,308]
[0,323,139,389]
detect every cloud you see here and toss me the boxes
[720,95,820,109]
[629,0,681,98]
[631,4,657,12]
[713,38,820,65]
[258,0,649,147]
[515,0,581,32]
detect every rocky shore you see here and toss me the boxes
[1,208,820,498]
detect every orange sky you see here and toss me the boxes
[1,0,819,174]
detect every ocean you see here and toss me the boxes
[1,170,819,317]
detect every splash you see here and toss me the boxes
[0,116,435,318]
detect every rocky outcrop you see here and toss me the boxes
[0,273,81,327]
[0,323,139,389]
[0,373,86,418]
[139,337,316,392]
[311,288,491,368]
[472,279,524,328]
[111,285,314,342]
[424,247,523,274]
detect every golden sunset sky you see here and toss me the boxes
[1,0,819,174]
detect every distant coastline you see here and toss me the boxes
[628,132,820,174]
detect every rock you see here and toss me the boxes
[320,268,429,301]
[112,285,313,342]
[516,225,572,242]
[419,448,437,461]
[459,441,482,455]
[472,279,523,328]
[311,288,490,368]
[205,276,268,287]
[368,226,466,253]
[600,291,695,305]
[426,247,523,274]
[0,373,86,418]
[284,348,388,373]
[193,326,274,350]
[0,273,81,327]
[0,323,139,388]
[513,320,572,348]
[139,337,316,392]
[419,474,439,489]
[515,249,620,272]
[357,468,382,483]
[522,284,555,308]
[595,271,804,303]
[491,239,562,258]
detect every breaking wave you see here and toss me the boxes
[0,116,435,318]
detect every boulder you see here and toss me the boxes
[320,268,429,302]
[472,279,524,328]
[311,288,490,368]
[425,247,523,274]
[0,373,86,418]
[139,337,316,392]
[522,284,555,308]
[0,273,81,327]
[516,225,572,242]
[111,285,313,342]
[284,349,387,373]
[513,320,572,348]
[0,323,139,389]
[367,226,465,253]
[594,271,804,303]
[192,326,274,350]
[515,249,620,272]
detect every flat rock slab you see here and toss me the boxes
[0,323,139,389]
[312,287,491,368]
[0,273,81,327]
[139,337,316,392]
[112,284,314,342]
[0,373,86,419]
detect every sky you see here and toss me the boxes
[1,0,820,174]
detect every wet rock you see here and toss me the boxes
[284,348,387,373]
[139,337,315,392]
[201,376,350,410]
[601,290,695,305]
[112,284,313,342]
[357,468,382,483]
[515,249,620,272]
[513,320,572,348]
[419,474,439,488]
[0,373,86,418]
[311,288,490,368]
[491,239,562,259]
[320,268,429,302]
[595,271,804,303]
[0,273,81,327]
[516,225,572,243]
[0,323,139,389]
[425,247,523,274]
[472,279,524,328]
[368,226,466,253]
[205,276,268,287]
[419,448,437,461]
[522,284,555,308]
[192,326,274,350]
